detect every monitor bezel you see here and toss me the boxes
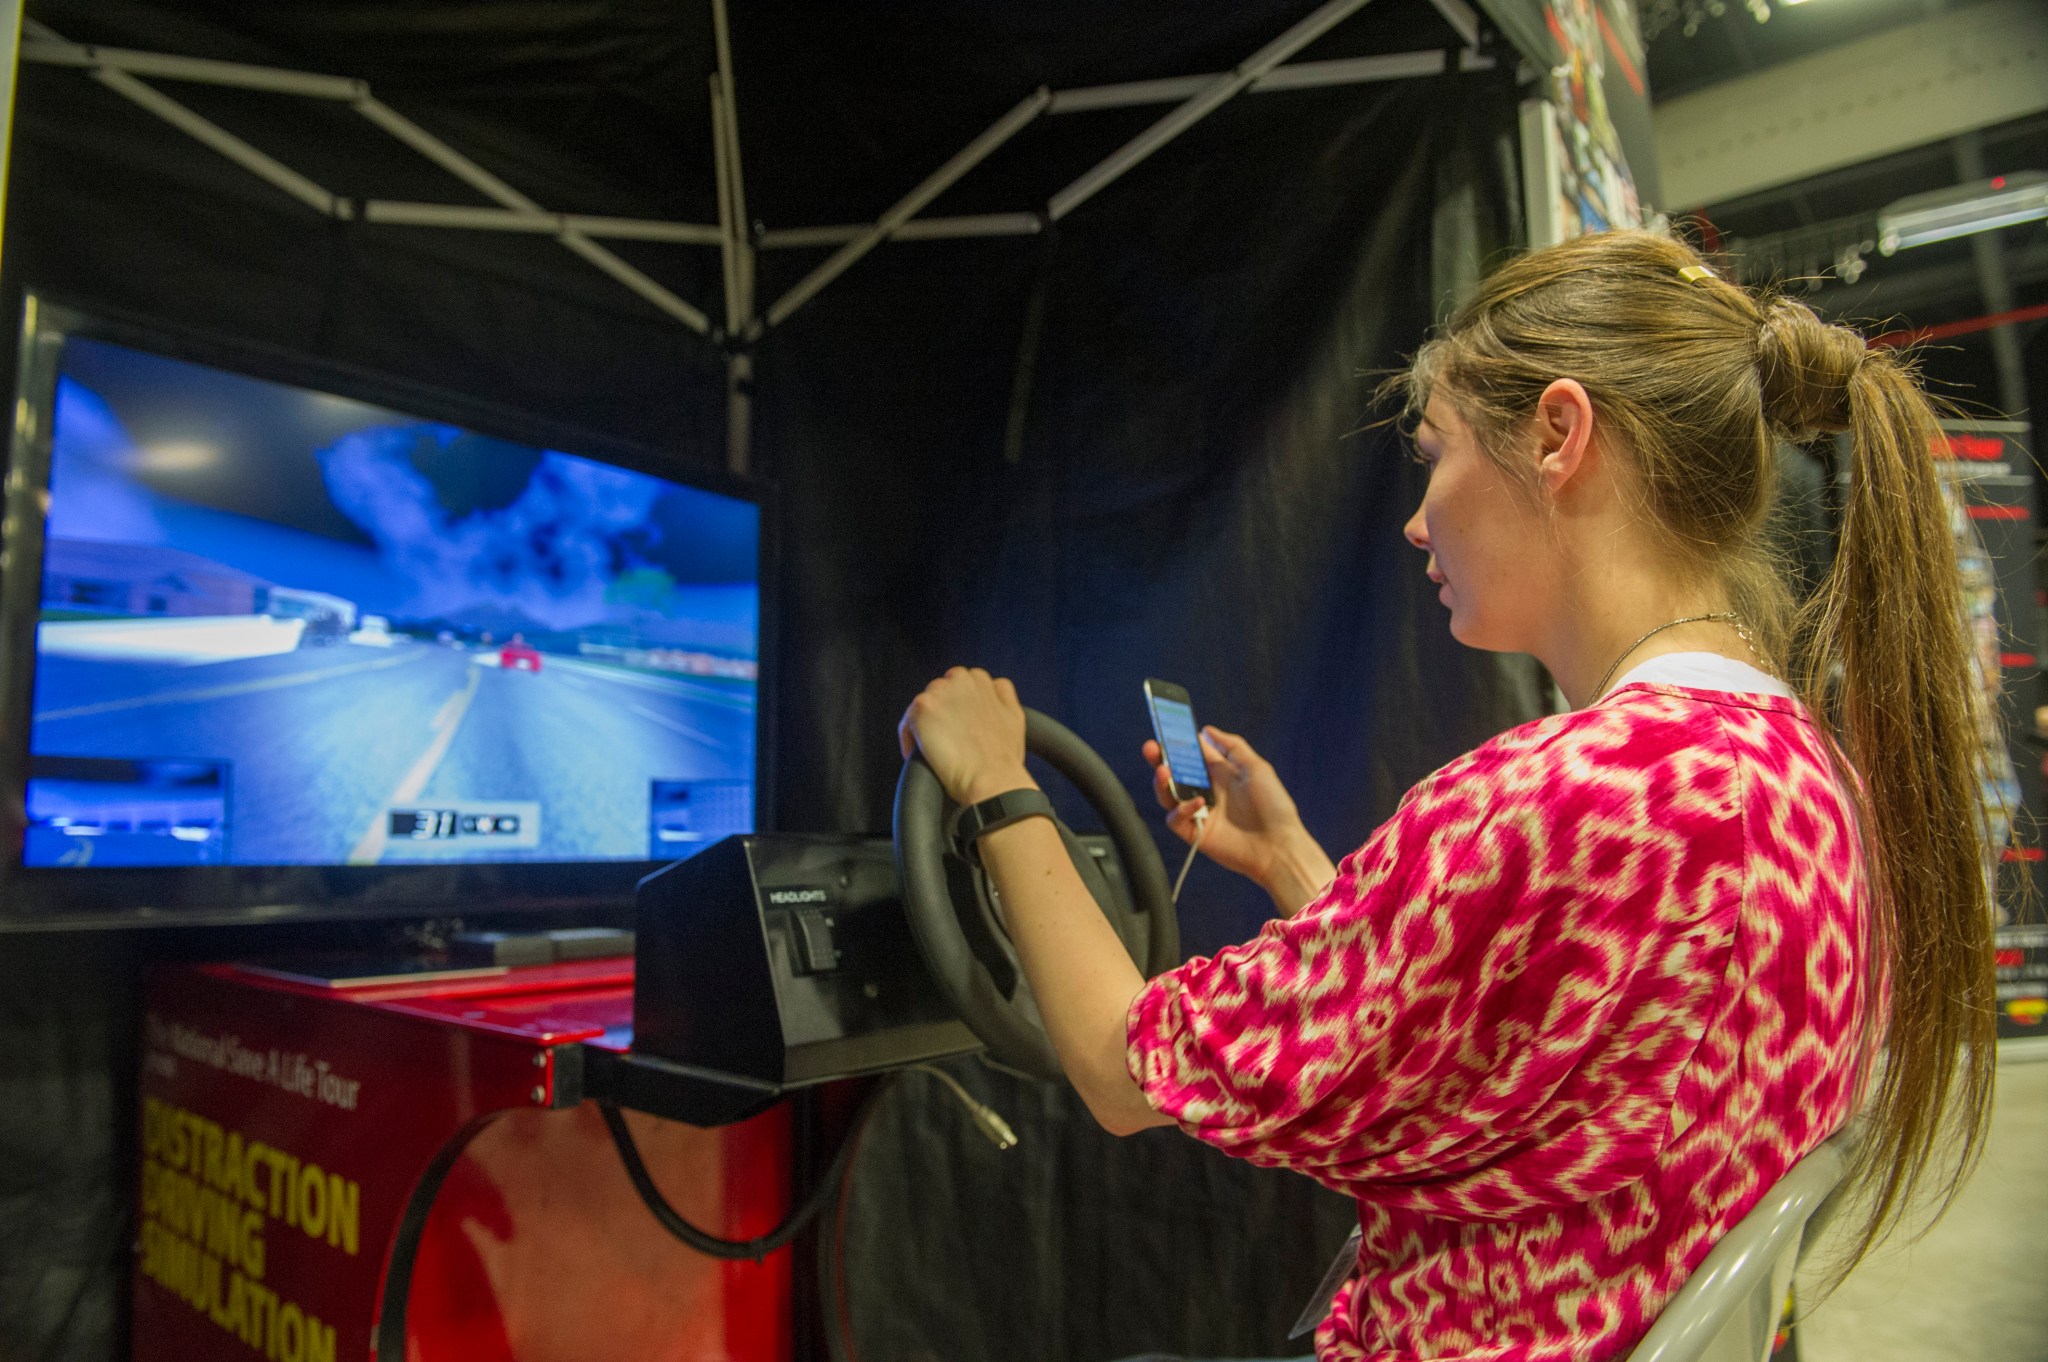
[0,292,778,931]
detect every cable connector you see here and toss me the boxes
[1172,805,1210,905]
[913,1063,1018,1150]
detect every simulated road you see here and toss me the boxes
[30,640,755,865]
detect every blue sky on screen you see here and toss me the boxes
[47,342,758,655]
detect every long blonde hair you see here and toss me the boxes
[1395,229,1997,1265]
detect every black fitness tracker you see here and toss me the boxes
[951,787,1056,862]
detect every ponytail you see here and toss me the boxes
[1772,316,1999,1259]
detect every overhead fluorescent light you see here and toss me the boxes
[1877,172,2048,254]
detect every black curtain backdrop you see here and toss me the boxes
[0,4,1540,1358]
[762,80,1544,1362]
[755,75,1540,960]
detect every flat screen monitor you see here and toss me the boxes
[0,298,767,927]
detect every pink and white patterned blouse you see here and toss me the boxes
[1126,683,1870,1361]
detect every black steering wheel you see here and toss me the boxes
[893,709,1180,1080]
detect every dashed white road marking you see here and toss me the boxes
[347,666,482,865]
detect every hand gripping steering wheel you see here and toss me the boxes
[893,709,1180,1081]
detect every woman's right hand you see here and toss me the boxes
[1143,727,1337,915]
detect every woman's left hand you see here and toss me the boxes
[897,667,1038,806]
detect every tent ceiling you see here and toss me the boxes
[20,0,1489,342]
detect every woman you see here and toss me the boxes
[896,229,1996,1360]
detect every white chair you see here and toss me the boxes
[1625,1127,1859,1362]
[1118,1126,1863,1362]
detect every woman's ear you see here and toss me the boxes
[1533,379,1596,494]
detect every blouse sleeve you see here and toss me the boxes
[1125,710,1747,1219]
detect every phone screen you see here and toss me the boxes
[1149,694,1212,794]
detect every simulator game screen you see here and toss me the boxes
[25,338,758,868]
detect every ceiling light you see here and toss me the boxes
[1877,172,2048,254]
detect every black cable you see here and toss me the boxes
[599,1078,894,1263]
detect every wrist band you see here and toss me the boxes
[951,788,1055,862]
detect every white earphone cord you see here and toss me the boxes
[1171,807,1210,905]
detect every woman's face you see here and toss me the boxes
[1402,393,1557,653]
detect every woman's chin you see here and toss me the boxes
[1444,610,1512,652]
[1439,589,1516,652]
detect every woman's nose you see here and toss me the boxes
[1403,503,1429,551]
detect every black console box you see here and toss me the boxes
[631,835,981,1090]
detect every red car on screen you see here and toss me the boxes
[499,638,543,673]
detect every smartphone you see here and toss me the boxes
[1143,678,1213,806]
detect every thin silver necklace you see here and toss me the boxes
[1590,612,1745,701]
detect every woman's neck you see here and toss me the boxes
[1541,571,1755,709]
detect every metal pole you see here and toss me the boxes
[711,75,754,476]
[354,95,547,210]
[362,200,721,243]
[726,350,753,477]
[1045,48,1486,114]
[27,18,347,219]
[758,86,1051,335]
[97,67,347,217]
[710,0,753,322]
[20,39,361,99]
[1264,48,1490,87]
[758,213,1044,249]
[553,214,723,245]
[556,233,713,334]
[1047,0,1378,221]
[354,95,710,333]
[711,77,744,335]
[1048,75,1215,115]
[710,0,756,477]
